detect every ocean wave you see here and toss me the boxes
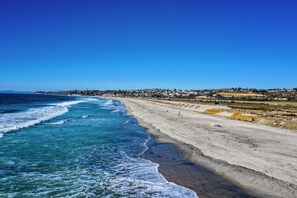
[0,100,87,134]
[0,105,68,133]
[55,100,85,107]
[105,151,198,198]
[1,109,19,114]
[0,133,3,139]
[102,100,113,107]
[49,119,68,125]
[123,119,130,125]
[88,98,99,101]
[82,115,89,119]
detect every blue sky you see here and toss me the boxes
[0,0,296,91]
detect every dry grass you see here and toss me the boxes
[205,109,223,115]
[231,113,254,122]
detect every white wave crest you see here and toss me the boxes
[102,100,113,107]
[0,106,68,133]
[82,115,89,119]
[123,119,130,125]
[0,100,86,133]
[56,100,85,107]
[88,98,99,101]
[49,119,67,125]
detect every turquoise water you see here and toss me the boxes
[0,95,197,197]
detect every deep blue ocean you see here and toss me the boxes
[0,94,196,197]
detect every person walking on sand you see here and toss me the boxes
[178,111,181,116]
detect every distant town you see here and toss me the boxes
[36,88,297,102]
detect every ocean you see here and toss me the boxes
[0,94,197,197]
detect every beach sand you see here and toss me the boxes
[119,98,297,198]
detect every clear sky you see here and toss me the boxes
[0,0,296,91]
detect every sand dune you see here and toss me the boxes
[118,98,297,198]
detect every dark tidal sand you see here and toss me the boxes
[142,137,255,198]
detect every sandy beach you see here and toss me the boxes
[118,98,297,198]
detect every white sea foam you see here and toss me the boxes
[105,150,198,198]
[49,119,67,125]
[0,99,89,133]
[102,100,113,107]
[0,106,68,133]
[82,115,89,119]
[56,100,85,107]
[123,119,130,125]
[88,98,99,101]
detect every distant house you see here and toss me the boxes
[274,98,288,101]
[217,92,266,99]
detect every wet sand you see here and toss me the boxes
[142,136,254,198]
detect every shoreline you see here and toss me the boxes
[141,127,255,197]
[123,100,256,197]
[118,98,297,198]
[138,115,256,198]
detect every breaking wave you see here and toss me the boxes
[49,119,68,125]
[0,100,86,134]
[102,100,113,107]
